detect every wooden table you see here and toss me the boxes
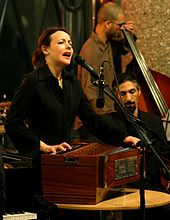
[56,188,170,220]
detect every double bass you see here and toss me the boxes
[122,27,170,191]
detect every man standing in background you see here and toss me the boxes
[74,2,135,142]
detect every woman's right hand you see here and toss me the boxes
[40,141,72,154]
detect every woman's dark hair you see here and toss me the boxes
[32,27,70,68]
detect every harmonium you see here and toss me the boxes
[41,143,140,204]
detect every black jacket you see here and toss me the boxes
[5,65,129,158]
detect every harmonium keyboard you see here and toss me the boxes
[41,143,140,204]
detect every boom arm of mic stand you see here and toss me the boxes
[136,123,170,189]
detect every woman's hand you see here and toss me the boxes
[40,141,72,154]
[124,136,140,148]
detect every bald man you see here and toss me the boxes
[74,2,135,142]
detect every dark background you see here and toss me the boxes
[1,0,111,100]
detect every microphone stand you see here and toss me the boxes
[89,75,170,220]
[96,66,105,109]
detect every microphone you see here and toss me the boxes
[96,66,105,108]
[74,55,99,80]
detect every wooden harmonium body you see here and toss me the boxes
[41,143,140,204]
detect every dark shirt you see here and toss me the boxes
[128,110,169,158]
[4,65,129,159]
[102,110,169,153]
